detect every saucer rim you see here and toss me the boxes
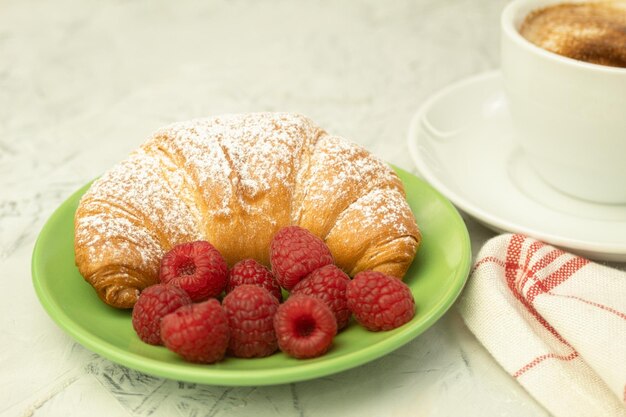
[407,70,626,259]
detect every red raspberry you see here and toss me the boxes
[159,240,228,302]
[291,264,351,330]
[346,271,415,331]
[160,299,230,363]
[222,285,279,358]
[131,284,192,345]
[269,226,334,290]
[226,259,282,302]
[273,295,337,359]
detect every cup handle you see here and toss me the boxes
[420,113,466,140]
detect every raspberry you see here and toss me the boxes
[346,271,415,331]
[226,259,282,302]
[291,264,351,330]
[160,299,230,363]
[270,226,334,290]
[131,284,192,345]
[273,295,337,359]
[159,240,228,302]
[222,285,279,358]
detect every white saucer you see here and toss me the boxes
[407,70,626,262]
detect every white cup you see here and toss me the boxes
[501,0,626,204]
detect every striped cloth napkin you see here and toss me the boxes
[458,234,626,417]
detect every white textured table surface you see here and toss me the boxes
[1,1,551,416]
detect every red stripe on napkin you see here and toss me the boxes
[504,235,571,346]
[547,294,626,321]
[527,257,589,303]
[513,351,579,378]
[471,256,505,272]
[519,247,562,292]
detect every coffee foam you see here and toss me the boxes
[519,1,626,68]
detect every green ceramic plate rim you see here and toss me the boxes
[31,166,471,386]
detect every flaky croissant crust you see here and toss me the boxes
[74,113,421,308]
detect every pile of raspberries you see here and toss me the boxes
[131,226,416,363]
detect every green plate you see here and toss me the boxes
[31,167,471,386]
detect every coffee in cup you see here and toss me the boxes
[518,1,626,68]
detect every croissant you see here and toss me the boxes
[74,113,421,308]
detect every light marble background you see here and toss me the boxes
[0,0,554,416]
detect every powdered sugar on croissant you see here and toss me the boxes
[74,113,421,308]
